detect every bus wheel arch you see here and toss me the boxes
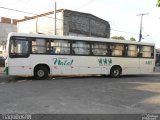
[34,64,50,80]
[110,65,122,78]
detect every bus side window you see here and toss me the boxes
[72,41,90,55]
[50,47,56,54]
[127,45,138,57]
[150,47,154,58]
[107,49,112,56]
[140,46,153,58]
[72,50,75,54]
[92,42,108,56]
[32,39,48,54]
[110,44,124,56]
[50,40,70,55]
[123,45,128,57]
[138,53,142,57]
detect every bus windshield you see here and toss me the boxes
[10,37,29,58]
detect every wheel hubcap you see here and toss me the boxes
[37,70,44,77]
[113,69,119,76]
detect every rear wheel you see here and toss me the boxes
[110,66,121,78]
[34,66,49,80]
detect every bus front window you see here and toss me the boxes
[10,38,29,58]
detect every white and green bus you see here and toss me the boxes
[5,32,155,79]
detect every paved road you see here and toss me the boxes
[0,74,160,114]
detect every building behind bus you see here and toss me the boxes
[17,9,110,38]
[0,17,17,57]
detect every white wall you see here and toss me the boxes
[18,12,63,35]
[18,19,37,33]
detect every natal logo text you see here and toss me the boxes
[53,58,73,66]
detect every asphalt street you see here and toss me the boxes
[0,71,160,114]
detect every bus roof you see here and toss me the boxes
[8,32,155,46]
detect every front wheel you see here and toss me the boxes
[34,66,49,80]
[110,66,121,78]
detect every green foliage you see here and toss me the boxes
[111,36,137,41]
[129,37,136,41]
[111,36,125,40]
[158,0,160,7]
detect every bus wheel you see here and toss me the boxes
[110,66,121,78]
[35,66,48,80]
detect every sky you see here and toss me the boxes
[0,0,160,48]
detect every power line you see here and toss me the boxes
[0,6,62,21]
[14,0,52,12]
[111,29,139,35]
[14,0,31,3]
[63,0,97,16]
[0,6,37,16]
[76,0,97,10]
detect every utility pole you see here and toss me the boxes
[89,18,91,36]
[137,13,148,42]
[36,17,38,33]
[54,2,57,35]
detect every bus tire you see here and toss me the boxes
[110,66,121,78]
[34,66,48,80]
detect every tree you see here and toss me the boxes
[129,37,136,41]
[111,36,125,40]
[157,0,160,7]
